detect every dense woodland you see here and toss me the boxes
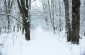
[0,0,85,44]
[1,0,85,55]
[0,0,82,44]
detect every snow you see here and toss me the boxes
[0,26,85,55]
[0,0,85,55]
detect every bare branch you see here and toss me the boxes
[0,13,24,24]
[17,0,22,11]
[10,0,14,9]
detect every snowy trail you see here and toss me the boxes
[18,27,71,55]
[0,27,84,55]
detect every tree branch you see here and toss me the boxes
[0,13,24,24]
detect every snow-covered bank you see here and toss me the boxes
[0,26,85,55]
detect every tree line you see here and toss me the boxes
[0,0,81,44]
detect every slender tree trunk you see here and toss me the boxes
[4,0,13,33]
[51,0,55,32]
[59,0,62,31]
[71,0,80,44]
[0,27,1,34]
[7,0,11,33]
[13,26,15,32]
[42,0,49,28]
[7,13,10,33]
[64,0,71,42]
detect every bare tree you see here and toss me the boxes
[63,0,72,42]
[71,0,80,44]
[42,0,49,29]
[59,0,62,31]
[17,0,31,40]
[4,0,13,33]
[51,0,56,32]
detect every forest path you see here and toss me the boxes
[0,27,81,55]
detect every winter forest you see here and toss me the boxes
[0,0,85,55]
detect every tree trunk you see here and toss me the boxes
[51,0,55,32]
[71,0,80,44]
[64,0,72,42]
[7,14,10,33]
[17,0,31,40]
[0,27,1,34]
[4,0,13,33]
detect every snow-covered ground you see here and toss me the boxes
[0,26,85,55]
